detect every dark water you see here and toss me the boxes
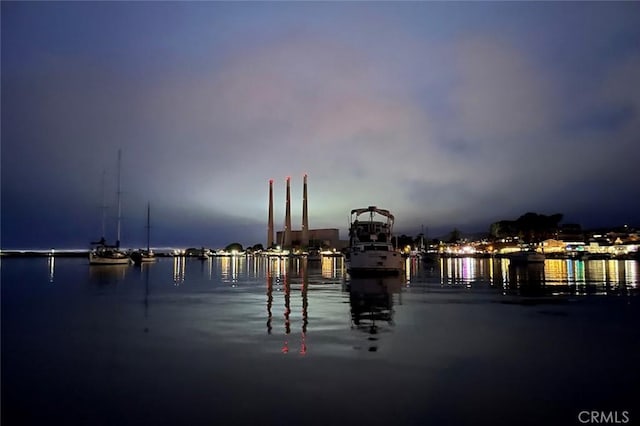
[2,256,639,426]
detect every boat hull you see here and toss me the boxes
[131,251,157,265]
[507,252,545,264]
[89,253,131,265]
[347,249,404,276]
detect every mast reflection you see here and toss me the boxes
[143,262,150,333]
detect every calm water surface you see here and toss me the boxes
[2,256,639,425]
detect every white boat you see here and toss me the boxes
[90,243,132,265]
[347,206,404,276]
[131,203,157,265]
[507,250,545,264]
[131,249,156,264]
[89,150,131,266]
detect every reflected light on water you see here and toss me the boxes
[626,261,638,287]
[440,257,482,286]
[48,256,55,283]
[173,256,185,285]
[488,258,510,287]
[418,256,639,296]
[321,256,342,279]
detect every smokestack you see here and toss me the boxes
[301,174,309,247]
[267,179,274,248]
[284,176,292,248]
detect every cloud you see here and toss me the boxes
[3,2,640,248]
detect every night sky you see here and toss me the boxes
[2,2,639,249]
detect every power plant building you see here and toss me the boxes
[268,175,343,249]
[275,228,341,249]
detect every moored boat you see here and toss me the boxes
[347,206,404,276]
[131,203,157,265]
[90,242,132,265]
[89,150,131,266]
[131,249,156,265]
[507,250,545,264]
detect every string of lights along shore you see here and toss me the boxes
[267,175,338,250]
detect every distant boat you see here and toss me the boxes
[347,206,404,276]
[421,251,440,264]
[306,247,321,262]
[579,251,612,260]
[89,150,131,266]
[131,202,157,265]
[197,247,210,260]
[507,250,545,264]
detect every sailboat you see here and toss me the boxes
[89,150,131,265]
[131,202,157,265]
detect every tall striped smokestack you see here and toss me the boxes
[301,174,309,247]
[267,179,274,248]
[284,176,292,248]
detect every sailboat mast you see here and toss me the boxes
[101,170,107,240]
[116,149,122,248]
[146,202,151,252]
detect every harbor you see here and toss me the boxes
[2,255,638,425]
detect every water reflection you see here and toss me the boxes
[143,262,151,333]
[321,256,343,279]
[173,256,185,285]
[265,257,310,355]
[89,264,129,284]
[507,262,546,296]
[439,256,485,286]
[48,255,55,283]
[415,256,638,296]
[346,276,402,351]
[220,256,241,284]
[266,266,273,334]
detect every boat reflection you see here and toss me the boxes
[507,262,546,296]
[89,263,129,284]
[142,262,151,333]
[346,276,402,350]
